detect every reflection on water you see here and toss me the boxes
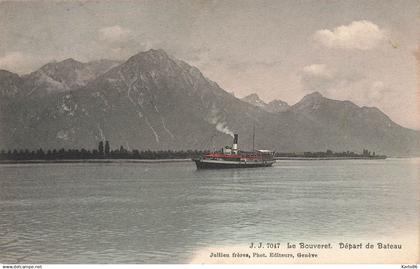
[0,159,418,263]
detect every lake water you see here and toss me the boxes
[0,159,418,263]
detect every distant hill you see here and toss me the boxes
[0,49,419,156]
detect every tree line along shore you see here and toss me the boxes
[0,141,207,161]
[0,141,385,161]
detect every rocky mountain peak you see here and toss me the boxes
[292,91,326,112]
[301,91,323,101]
[265,99,290,113]
[61,58,82,65]
[119,49,182,79]
[242,93,290,113]
[128,49,170,64]
[21,57,122,96]
[40,58,84,72]
[241,93,267,107]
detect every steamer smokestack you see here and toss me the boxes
[233,134,238,153]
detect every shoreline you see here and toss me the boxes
[0,158,192,164]
[274,156,387,160]
[0,157,391,165]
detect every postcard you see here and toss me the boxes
[0,0,418,266]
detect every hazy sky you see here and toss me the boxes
[0,0,419,129]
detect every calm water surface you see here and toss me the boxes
[0,159,418,263]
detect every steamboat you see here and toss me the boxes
[193,134,275,169]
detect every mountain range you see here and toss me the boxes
[0,49,419,156]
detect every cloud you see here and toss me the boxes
[314,20,387,50]
[300,64,337,92]
[366,80,389,103]
[302,64,333,78]
[99,25,132,43]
